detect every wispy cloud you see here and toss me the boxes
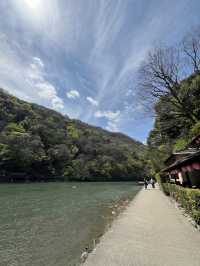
[27,57,64,110]
[94,110,121,132]
[0,0,199,141]
[0,33,63,110]
[86,96,99,106]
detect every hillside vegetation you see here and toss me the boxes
[140,28,200,174]
[0,89,146,182]
[147,72,200,173]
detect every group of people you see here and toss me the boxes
[144,177,156,189]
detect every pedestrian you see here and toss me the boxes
[150,177,155,188]
[144,178,148,189]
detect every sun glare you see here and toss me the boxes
[23,0,41,10]
[13,0,47,26]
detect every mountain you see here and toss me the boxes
[0,89,147,182]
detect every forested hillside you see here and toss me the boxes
[0,89,146,182]
[141,28,200,174]
[147,72,200,173]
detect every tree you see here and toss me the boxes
[0,89,147,182]
[182,28,200,73]
[48,144,70,175]
[138,46,198,123]
[1,132,46,178]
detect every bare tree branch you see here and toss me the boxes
[182,28,200,73]
[137,45,198,123]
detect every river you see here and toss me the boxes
[0,182,141,266]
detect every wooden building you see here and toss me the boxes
[162,134,200,188]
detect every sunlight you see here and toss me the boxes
[23,0,41,10]
[13,0,47,27]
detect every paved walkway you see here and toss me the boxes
[84,187,200,266]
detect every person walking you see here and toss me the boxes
[144,178,148,189]
[150,177,155,188]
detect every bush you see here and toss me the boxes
[173,137,188,152]
[190,121,200,138]
[155,173,170,195]
[161,182,170,196]
[162,183,200,225]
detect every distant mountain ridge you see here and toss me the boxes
[0,88,147,182]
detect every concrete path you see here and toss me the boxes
[84,187,200,266]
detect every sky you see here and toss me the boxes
[0,0,200,142]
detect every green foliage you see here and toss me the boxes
[67,123,80,139]
[5,123,26,134]
[147,73,200,174]
[0,143,10,159]
[0,89,147,182]
[162,183,200,225]
[173,137,188,152]
[155,173,161,183]
[160,182,170,196]
[190,121,200,138]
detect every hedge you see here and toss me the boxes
[162,183,200,226]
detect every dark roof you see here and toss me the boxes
[163,133,200,172]
[174,149,198,154]
[162,150,200,173]
[164,149,197,164]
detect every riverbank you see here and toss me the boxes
[84,186,200,266]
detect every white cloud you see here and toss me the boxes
[94,110,121,132]
[33,57,44,68]
[27,57,64,110]
[37,82,64,110]
[91,1,126,57]
[37,83,57,100]
[106,121,119,132]
[66,89,80,99]
[84,0,183,124]
[94,110,120,120]
[86,96,99,106]
[0,35,64,111]
[52,96,64,109]
[0,0,196,140]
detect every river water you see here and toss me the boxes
[0,182,141,266]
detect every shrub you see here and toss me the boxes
[162,183,200,225]
[190,121,200,138]
[173,137,188,152]
[161,182,170,196]
[156,173,170,195]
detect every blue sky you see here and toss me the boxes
[0,0,200,142]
